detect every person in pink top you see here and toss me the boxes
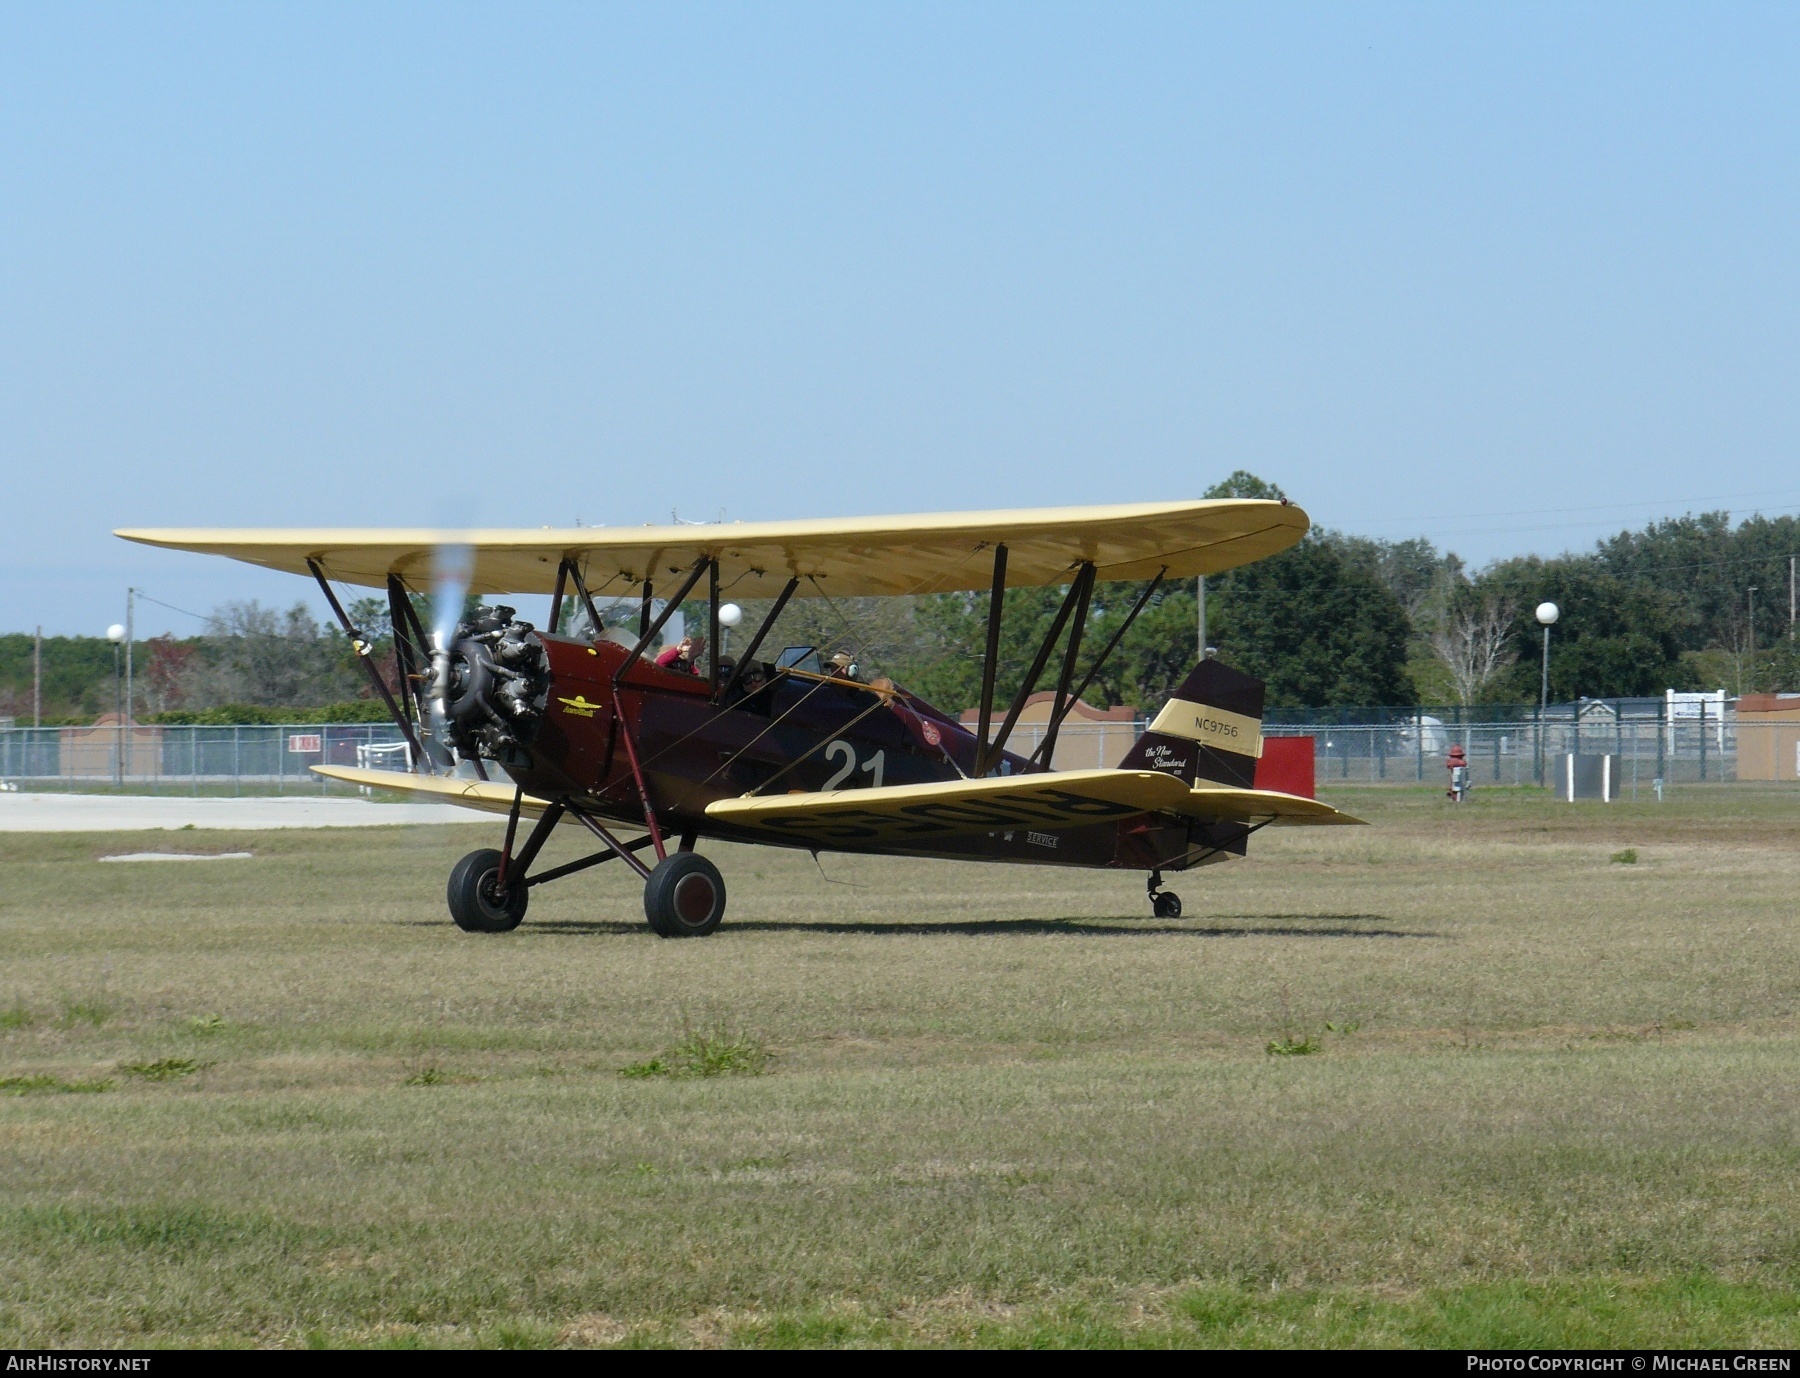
[653,634,706,675]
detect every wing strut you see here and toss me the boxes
[307,558,426,771]
[548,561,567,634]
[720,576,800,702]
[1029,569,1165,770]
[987,561,1096,768]
[383,575,425,735]
[561,559,609,641]
[972,544,1009,777]
[707,558,722,696]
[609,555,712,864]
[1033,564,1097,770]
[616,557,711,682]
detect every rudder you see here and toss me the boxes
[1118,660,1265,788]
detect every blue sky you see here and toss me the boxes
[4,2,1797,636]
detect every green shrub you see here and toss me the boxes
[149,701,393,726]
[1266,1035,1321,1057]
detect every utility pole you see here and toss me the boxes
[1196,575,1206,662]
[125,588,136,727]
[1789,556,1795,639]
[1748,587,1758,692]
[32,627,41,727]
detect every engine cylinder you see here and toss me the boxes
[439,606,549,759]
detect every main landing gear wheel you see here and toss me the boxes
[1146,869,1182,920]
[643,851,727,938]
[447,848,529,933]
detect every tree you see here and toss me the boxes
[143,635,197,713]
[1430,594,1518,705]
[1479,558,1692,700]
[1202,538,1415,708]
[1204,470,1288,502]
[176,602,364,708]
[894,586,1075,715]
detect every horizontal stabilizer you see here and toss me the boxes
[705,768,1361,844]
[310,765,552,818]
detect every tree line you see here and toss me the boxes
[737,472,1800,712]
[5,480,1796,724]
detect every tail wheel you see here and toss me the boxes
[447,848,528,932]
[643,851,727,938]
[1152,890,1183,919]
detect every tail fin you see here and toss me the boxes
[1118,660,1265,788]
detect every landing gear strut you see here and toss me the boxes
[1147,869,1182,920]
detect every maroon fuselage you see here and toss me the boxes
[500,634,1232,873]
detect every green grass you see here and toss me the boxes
[0,1074,112,1096]
[0,786,1797,1346]
[618,1023,771,1080]
[119,1057,204,1082]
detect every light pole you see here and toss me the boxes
[718,602,742,659]
[106,623,126,785]
[1535,601,1559,785]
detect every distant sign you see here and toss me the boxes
[287,734,323,754]
[1665,690,1726,720]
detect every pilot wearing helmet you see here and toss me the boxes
[826,651,861,682]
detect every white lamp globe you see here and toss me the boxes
[1535,602,1560,626]
[718,603,743,629]
[106,624,127,643]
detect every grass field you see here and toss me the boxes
[2,785,1798,1348]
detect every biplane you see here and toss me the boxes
[116,500,1360,937]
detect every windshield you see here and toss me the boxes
[775,646,823,673]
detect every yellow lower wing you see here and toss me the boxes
[704,768,1361,844]
[310,765,553,818]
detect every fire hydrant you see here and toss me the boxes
[1445,743,1470,803]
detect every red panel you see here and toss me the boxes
[1254,736,1314,798]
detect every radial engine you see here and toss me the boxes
[436,605,551,759]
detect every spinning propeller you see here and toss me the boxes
[424,539,473,773]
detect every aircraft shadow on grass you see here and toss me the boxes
[475,914,1441,940]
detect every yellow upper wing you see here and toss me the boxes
[115,499,1308,600]
[704,769,1361,844]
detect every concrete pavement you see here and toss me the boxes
[0,793,487,831]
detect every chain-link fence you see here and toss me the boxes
[1270,715,1756,788]
[0,722,411,793]
[0,713,1786,792]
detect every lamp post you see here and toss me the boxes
[106,623,126,785]
[1535,601,1559,785]
[718,602,742,659]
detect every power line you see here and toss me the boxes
[131,592,211,624]
[1337,484,1800,531]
